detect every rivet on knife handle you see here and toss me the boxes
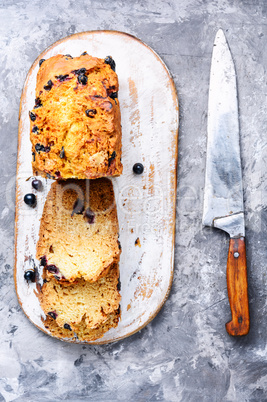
[225,237,250,336]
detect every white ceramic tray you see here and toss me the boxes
[15,31,179,344]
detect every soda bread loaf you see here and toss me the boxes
[39,263,121,332]
[43,308,121,342]
[36,178,121,282]
[29,53,123,179]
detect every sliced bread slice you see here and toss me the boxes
[36,178,121,282]
[39,263,121,330]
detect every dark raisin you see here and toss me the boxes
[44,80,53,91]
[46,265,59,274]
[110,92,118,99]
[64,323,72,331]
[32,125,39,133]
[78,74,87,85]
[71,198,84,216]
[133,163,144,174]
[32,179,43,191]
[35,143,50,153]
[59,146,65,159]
[39,59,45,67]
[24,270,36,282]
[85,109,97,118]
[40,256,47,266]
[117,277,121,291]
[55,171,61,178]
[104,56,116,71]
[81,51,88,56]
[108,151,116,167]
[84,208,95,224]
[34,97,42,108]
[56,74,69,82]
[24,193,37,207]
[48,311,57,319]
[29,111,36,121]
[72,68,86,75]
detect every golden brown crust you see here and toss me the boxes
[30,54,122,179]
[36,178,121,282]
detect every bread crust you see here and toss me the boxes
[30,54,123,179]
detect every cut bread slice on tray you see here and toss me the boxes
[39,263,121,331]
[36,178,121,282]
[43,308,121,342]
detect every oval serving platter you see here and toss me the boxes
[15,30,179,344]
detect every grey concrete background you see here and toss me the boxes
[0,0,267,401]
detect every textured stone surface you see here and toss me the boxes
[0,0,267,400]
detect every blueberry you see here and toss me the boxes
[72,68,86,75]
[44,80,53,91]
[48,311,57,320]
[32,125,39,133]
[39,59,45,67]
[78,74,87,85]
[133,163,144,175]
[117,277,121,291]
[110,92,118,99]
[85,109,97,118]
[24,193,37,207]
[29,111,36,121]
[24,270,36,282]
[59,146,65,159]
[35,143,50,153]
[56,74,69,82]
[40,256,47,266]
[104,56,116,71]
[34,97,42,109]
[84,208,95,224]
[81,51,88,56]
[64,54,73,58]
[32,179,43,191]
[71,198,84,216]
[46,265,59,274]
[64,323,72,331]
[108,151,116,167]
[32,152,35,162]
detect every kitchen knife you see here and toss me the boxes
[203,29,249,336]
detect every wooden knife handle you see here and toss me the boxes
[225,237,250,336]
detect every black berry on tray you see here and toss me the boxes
[24,193,37,207]
[32,179,43,191]
[133,163,144,175]
[24,270,36,282]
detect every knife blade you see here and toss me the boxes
[203,29,249,336]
